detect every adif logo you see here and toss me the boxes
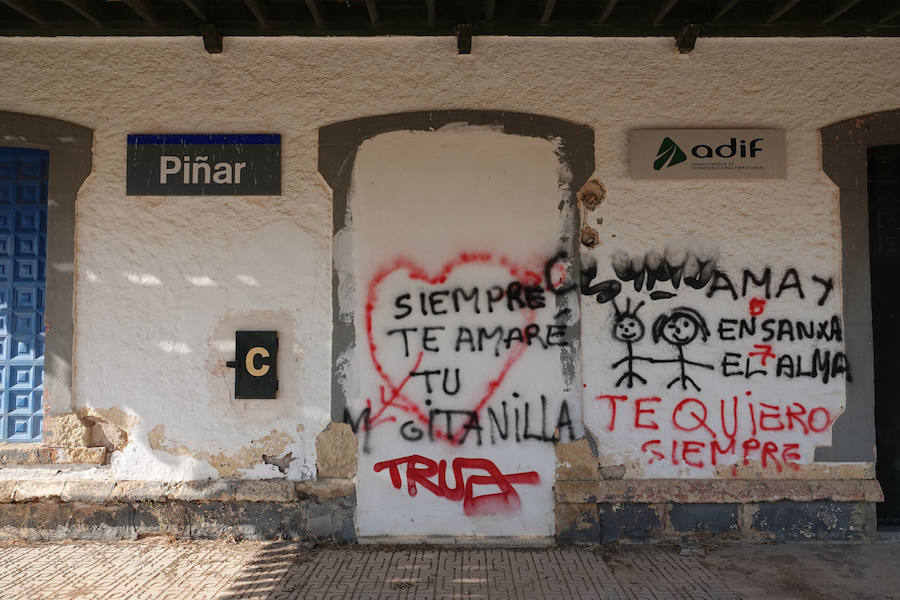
[653,137,687,170]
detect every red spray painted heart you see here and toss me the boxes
[363,252,545,442]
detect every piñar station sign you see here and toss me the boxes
[630,129,785,180]
[126,133,281,195]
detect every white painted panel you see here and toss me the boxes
[344,126,580,537]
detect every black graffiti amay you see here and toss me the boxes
[575,249,837,306]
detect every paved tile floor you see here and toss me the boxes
[1,539,898,599]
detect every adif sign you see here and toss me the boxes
[630,129,786,180]
[126,134,281,195]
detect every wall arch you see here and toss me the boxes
[0,111,92,444]
[819,108,900,462]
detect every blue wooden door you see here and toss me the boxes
[0,148,47,442]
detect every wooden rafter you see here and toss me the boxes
[766,0,802,23]
[120,0,157,23]
[1,0,44,23]
[879,2,900,24]
[304,0,323,25]
[59,0,103,25]
[651,0,679,25]
[0,0,897,39]
[181,0,209,22]
[243,0,267,23]
[541,0,557,24]
[823,0,863,23]
[712,0,740,22]
[598,0,618,23]
[365,0,378,24]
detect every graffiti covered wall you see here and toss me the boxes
[328,115,592,537]
[324,109,860,538]
[581,248,848,478]
[0,35,895,541]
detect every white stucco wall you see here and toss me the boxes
[0,36,897,491]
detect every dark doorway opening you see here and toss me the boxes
[869,144,900,526]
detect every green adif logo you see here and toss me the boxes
[653,137,687,170]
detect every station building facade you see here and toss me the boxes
[0,34,898,542]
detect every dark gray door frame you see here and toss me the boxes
[818,108,900,462]
[0,111,92,431]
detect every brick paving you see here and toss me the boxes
[0,539,897,599]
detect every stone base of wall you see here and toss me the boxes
[0,479,356,542]
[556,500,876,543]
[555,479,881,543]
[0,477,881,543]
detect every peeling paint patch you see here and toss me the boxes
[148,425,293,478]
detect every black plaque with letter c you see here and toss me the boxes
[231,331,278,399]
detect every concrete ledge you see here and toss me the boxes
[296,478,355,500]
[0,478,355,504]
[0,483,358,541]
[0,501,312,541]
[555,479,884,504]
[0,446,106,465]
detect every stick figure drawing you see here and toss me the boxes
[610,298,652,388]
[652,307,714,391]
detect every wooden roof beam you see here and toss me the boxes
[59,0,103,25]
[652,0,679,25]
[712,0,740,22]
[243,0,267,23]
[0,0,45,23]
[598,0,618,23]
[878,1,900,24]
[484,0,494,21]
[823,0,863,23]
[120,0,157,22]
[304,0,323,25]
[766,0,802,23]
[541,0,556,24]
[181,0,209,22]
[365,0,378,24]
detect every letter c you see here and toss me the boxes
[245,347,270,376]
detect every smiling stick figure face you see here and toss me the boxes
[652,307,710,347]
[660,314,698,345]
[614,316,645,342]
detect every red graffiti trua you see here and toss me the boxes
[374,455,540,516]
